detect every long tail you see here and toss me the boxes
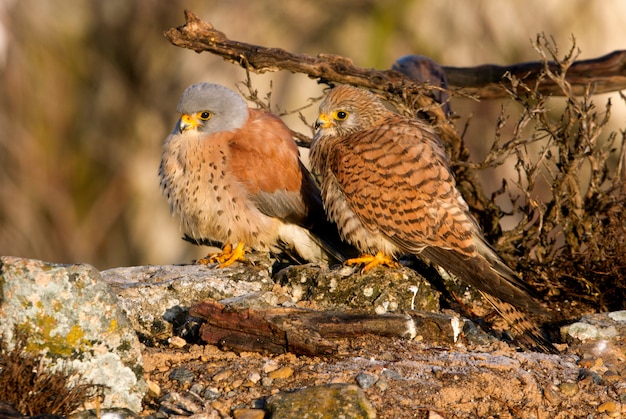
[479,292,558,353]
[419,245,558,353]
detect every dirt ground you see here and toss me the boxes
[140,323,625,418]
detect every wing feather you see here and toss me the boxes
[328,116,476,255]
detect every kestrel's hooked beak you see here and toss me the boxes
[178,113,201,133]
[314,113,332,130]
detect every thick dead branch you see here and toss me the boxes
[164,11,417,96]
[189,299,462,355]
[165,11,626,99]
[444,50,626,99]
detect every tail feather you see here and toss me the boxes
[418,244,558,353]
[420,246,547,315]
[480,292,559,354]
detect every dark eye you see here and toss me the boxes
[199,111,212,120]
[335,111,348,120]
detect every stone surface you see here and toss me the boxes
[266,383,376,419]
[275,263,440,313]
[0,256,146,412]
[100,254,274,342]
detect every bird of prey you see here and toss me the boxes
[159,82,349,267]
[310,84,556,352]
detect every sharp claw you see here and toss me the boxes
[345,252,399,272]
[196,242,246,268]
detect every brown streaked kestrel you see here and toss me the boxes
[159,82,349,267]
[310,85,555,352]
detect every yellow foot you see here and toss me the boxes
[345,251,400,272]
[197,242,247,268]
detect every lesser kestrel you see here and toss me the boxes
[310,84,555,352]
[159,82,348,267]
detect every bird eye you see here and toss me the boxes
[334,110,349,121]
[199,111,212,120]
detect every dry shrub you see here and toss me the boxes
[0,330,101,416]
[472,35,626,311]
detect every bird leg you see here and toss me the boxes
[345,251,400,272]
[198,242,247,268]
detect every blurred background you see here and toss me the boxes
[1,0,625,270]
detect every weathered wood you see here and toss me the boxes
[165,10,626,99]
[443,50,626,98]
[189,299,463,355]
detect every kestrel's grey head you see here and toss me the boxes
[174,82,249,135]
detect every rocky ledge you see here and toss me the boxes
[0,255,624,418]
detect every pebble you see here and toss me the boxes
[597,401,620,417]
[232,408,266,419]
[189,383,204,395]
[247,371,261,384]
[203,387,221,401]
[210,400,231,417]
[267,383,375,419]
[381,369,403,380]
[559,382,579,397]
[168,336,187,348]
[146,379,161,398]
[268,366,294,379]
[356,372,378,389]
[158,391,203,415]
[213,369,234,382]
[262,360,279,373]
[168,367,195,384]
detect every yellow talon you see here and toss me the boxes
[197,242,247,268]
[345,251,400,272]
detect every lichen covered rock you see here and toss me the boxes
[0,256,147,412]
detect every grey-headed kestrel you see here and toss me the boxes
[159,82,350,267]
[310,84,556,353]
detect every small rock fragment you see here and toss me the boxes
[268,366,294,379]
[558,382,579,397]
[169,336,187,348]
[262,360,279,373]
[147,380,161,398]
[247,372,261,384]
[267,383,376,419]
[213,369,234,382]
[232,408,266,419]
[597,401,620,416]
[203,387,221,401]
[169,367,195,384]
[356,372,378,389]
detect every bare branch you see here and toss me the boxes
[165,11,626,100]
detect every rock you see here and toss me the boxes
[267,366,294,380]
[232,408,266,419]
[69,407,140,418]
[0,257,146,412]
[558,382,579,397]
[266,383,376,418]
[561,311,626,343]
[100,255,274,343]
[169,366,195,384]
[355,372,378,389]
[146,380,161,398]
[275,264,440,313]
